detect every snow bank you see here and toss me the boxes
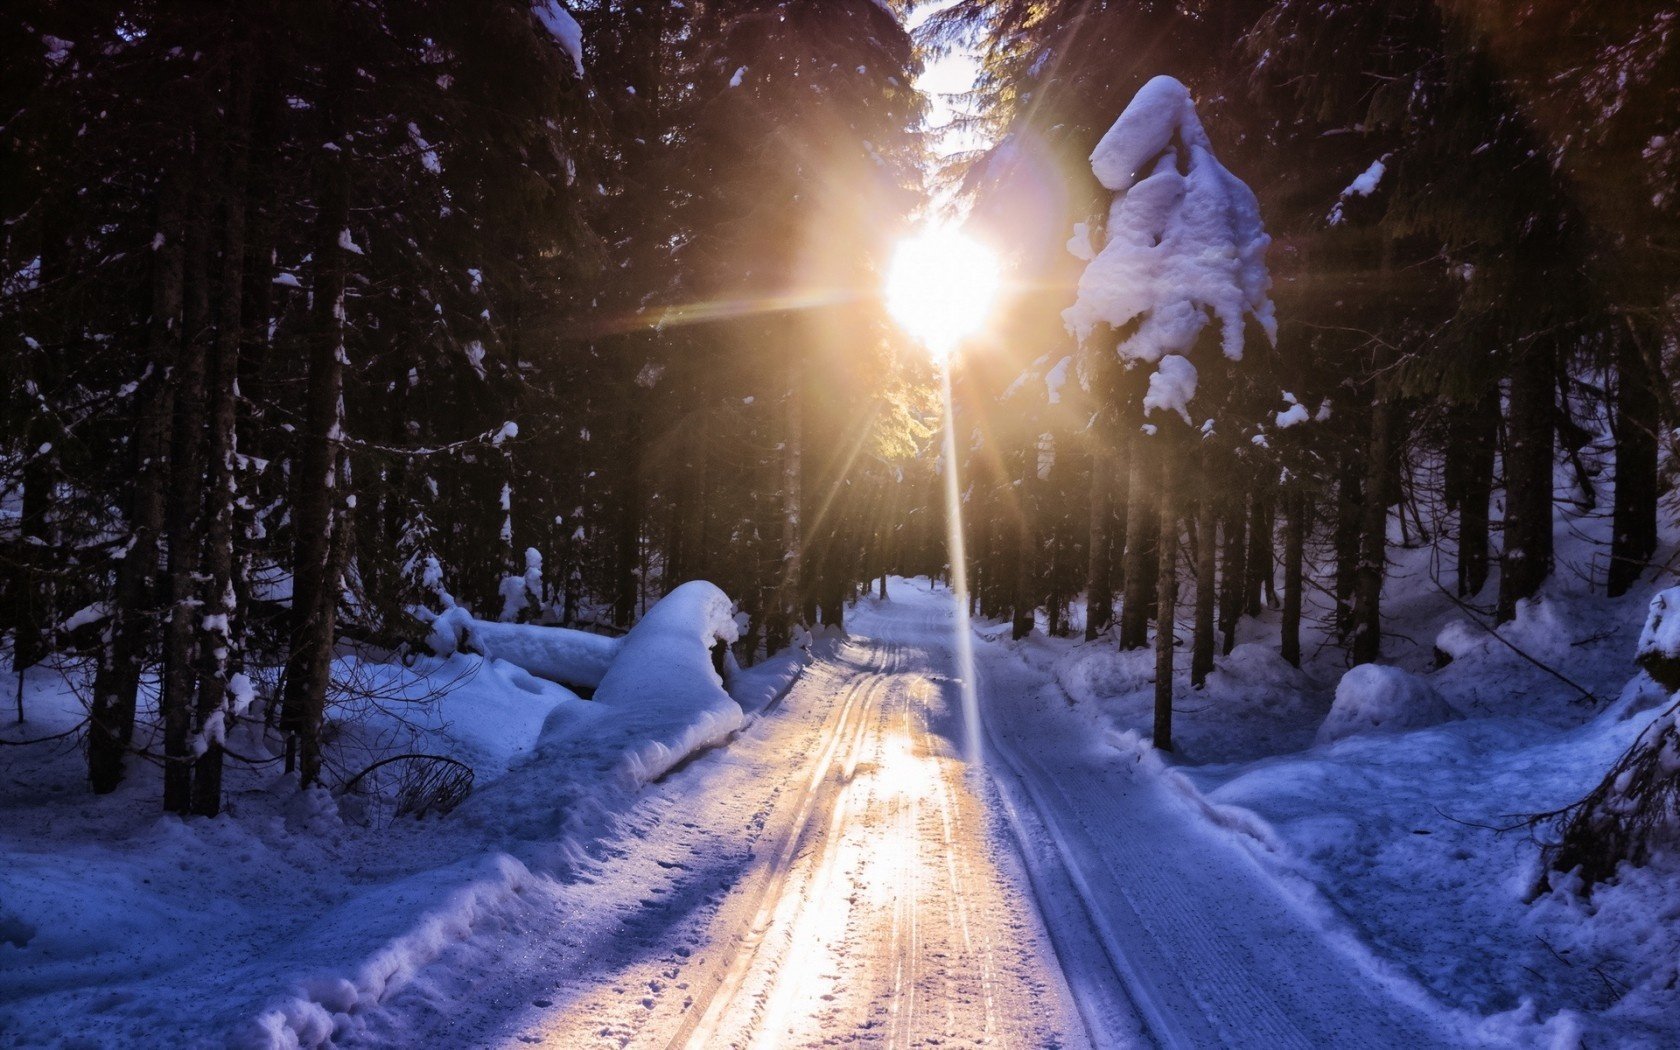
[1316,664,1459,745]
[427,607,620,689]
[246,583,756,1048]
[592,580,744,781]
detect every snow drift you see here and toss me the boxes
[1317,664,1459,745]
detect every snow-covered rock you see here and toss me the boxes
[1316,664,1459,745]
[1636,587,1680,690]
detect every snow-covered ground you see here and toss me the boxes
[5,540,1676,1047]
[0,583,805,1048]
[1000,495,1680,1046]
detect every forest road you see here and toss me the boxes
[381,583,1468,1049]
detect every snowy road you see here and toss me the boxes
[371,582,1467,1049]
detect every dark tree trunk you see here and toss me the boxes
[280,149,350,789]
[612,395,642,629]
[1499,346,1556,622]
[1218,493,1247,655]
[88,177,184,793]
[1191,482,1218,687]
[1351,396,1394,665]
[1455,397,1496,598]
[1118,441,1158,649]
[1281,486,1306,668]
[1153,434,1179,752]
[191,63,252,817]
[1334,452,1363,635]
[1609,325,1660,598]
[162,181,213,813]
[1245,487,1272,616]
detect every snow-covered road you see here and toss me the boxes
[371,581,1468,1048]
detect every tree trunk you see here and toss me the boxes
[1456,397,1496,598]
[1191,481,1218,687]
[1334,452,1363,635]
[1218,493,1247,655]
[1245,487,1272,616]
[280,151,350,789]
[1351,396,1394,665]
[88,175,185,792]
[1153,434,1179,752]
[612,394,642,629]
[1609,324,1659,598]
[1281,486,1306,668]
[160,164,216,813]
[191,63,252,817]
[1499,346,1556,622]
[1118,447,1157,650]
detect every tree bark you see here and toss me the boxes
[1153,433,1179,752]
[1351,395,1394,665]
[1455,397,1496,598]
[191,62,252,817]
[88,174,185,792]
[1608,324,1659,598]
[280,145,350,789]
[1498,344,1556,622]
[1245,487,1272,616]
[1281,486,1306,667]
[1191,480,1218,687]
[1218,493,1247,655]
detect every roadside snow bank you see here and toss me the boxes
[249,581,750,1048]
[426,607,620,689]
[1316,664,1459,745]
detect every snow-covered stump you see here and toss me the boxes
[1548,590,1680,888]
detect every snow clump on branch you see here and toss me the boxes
[1064,75,1276,417]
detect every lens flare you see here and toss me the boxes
[885,226,1000,358]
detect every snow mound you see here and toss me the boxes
[1317,664,1459,745]
[1432,619,1487,664]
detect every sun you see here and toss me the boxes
[885,226,1000,359]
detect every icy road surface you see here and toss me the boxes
[369,582,1465,1048]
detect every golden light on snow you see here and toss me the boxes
[885,226,1000,357]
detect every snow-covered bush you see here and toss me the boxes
[1547,592,1680,887]
[1316,664,1459,745]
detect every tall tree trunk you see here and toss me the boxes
[1499,344,1556,621]
[162,183,213,813]
[1281,486,1306,667]
[1456,397,1496,597]
[280,149,350,789]
[1351,395,1394,665]
[1245,487,1272,616]
[191,63,252,817]
[1334,451,1363,634]
[612,396,642,629]
[1609,324,1660,598]
[1218,493,1247,655]
[1191,479,1218,687]
[1012,440,1035,640]
[1153,433,1179,751]
[88,176,184,792]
